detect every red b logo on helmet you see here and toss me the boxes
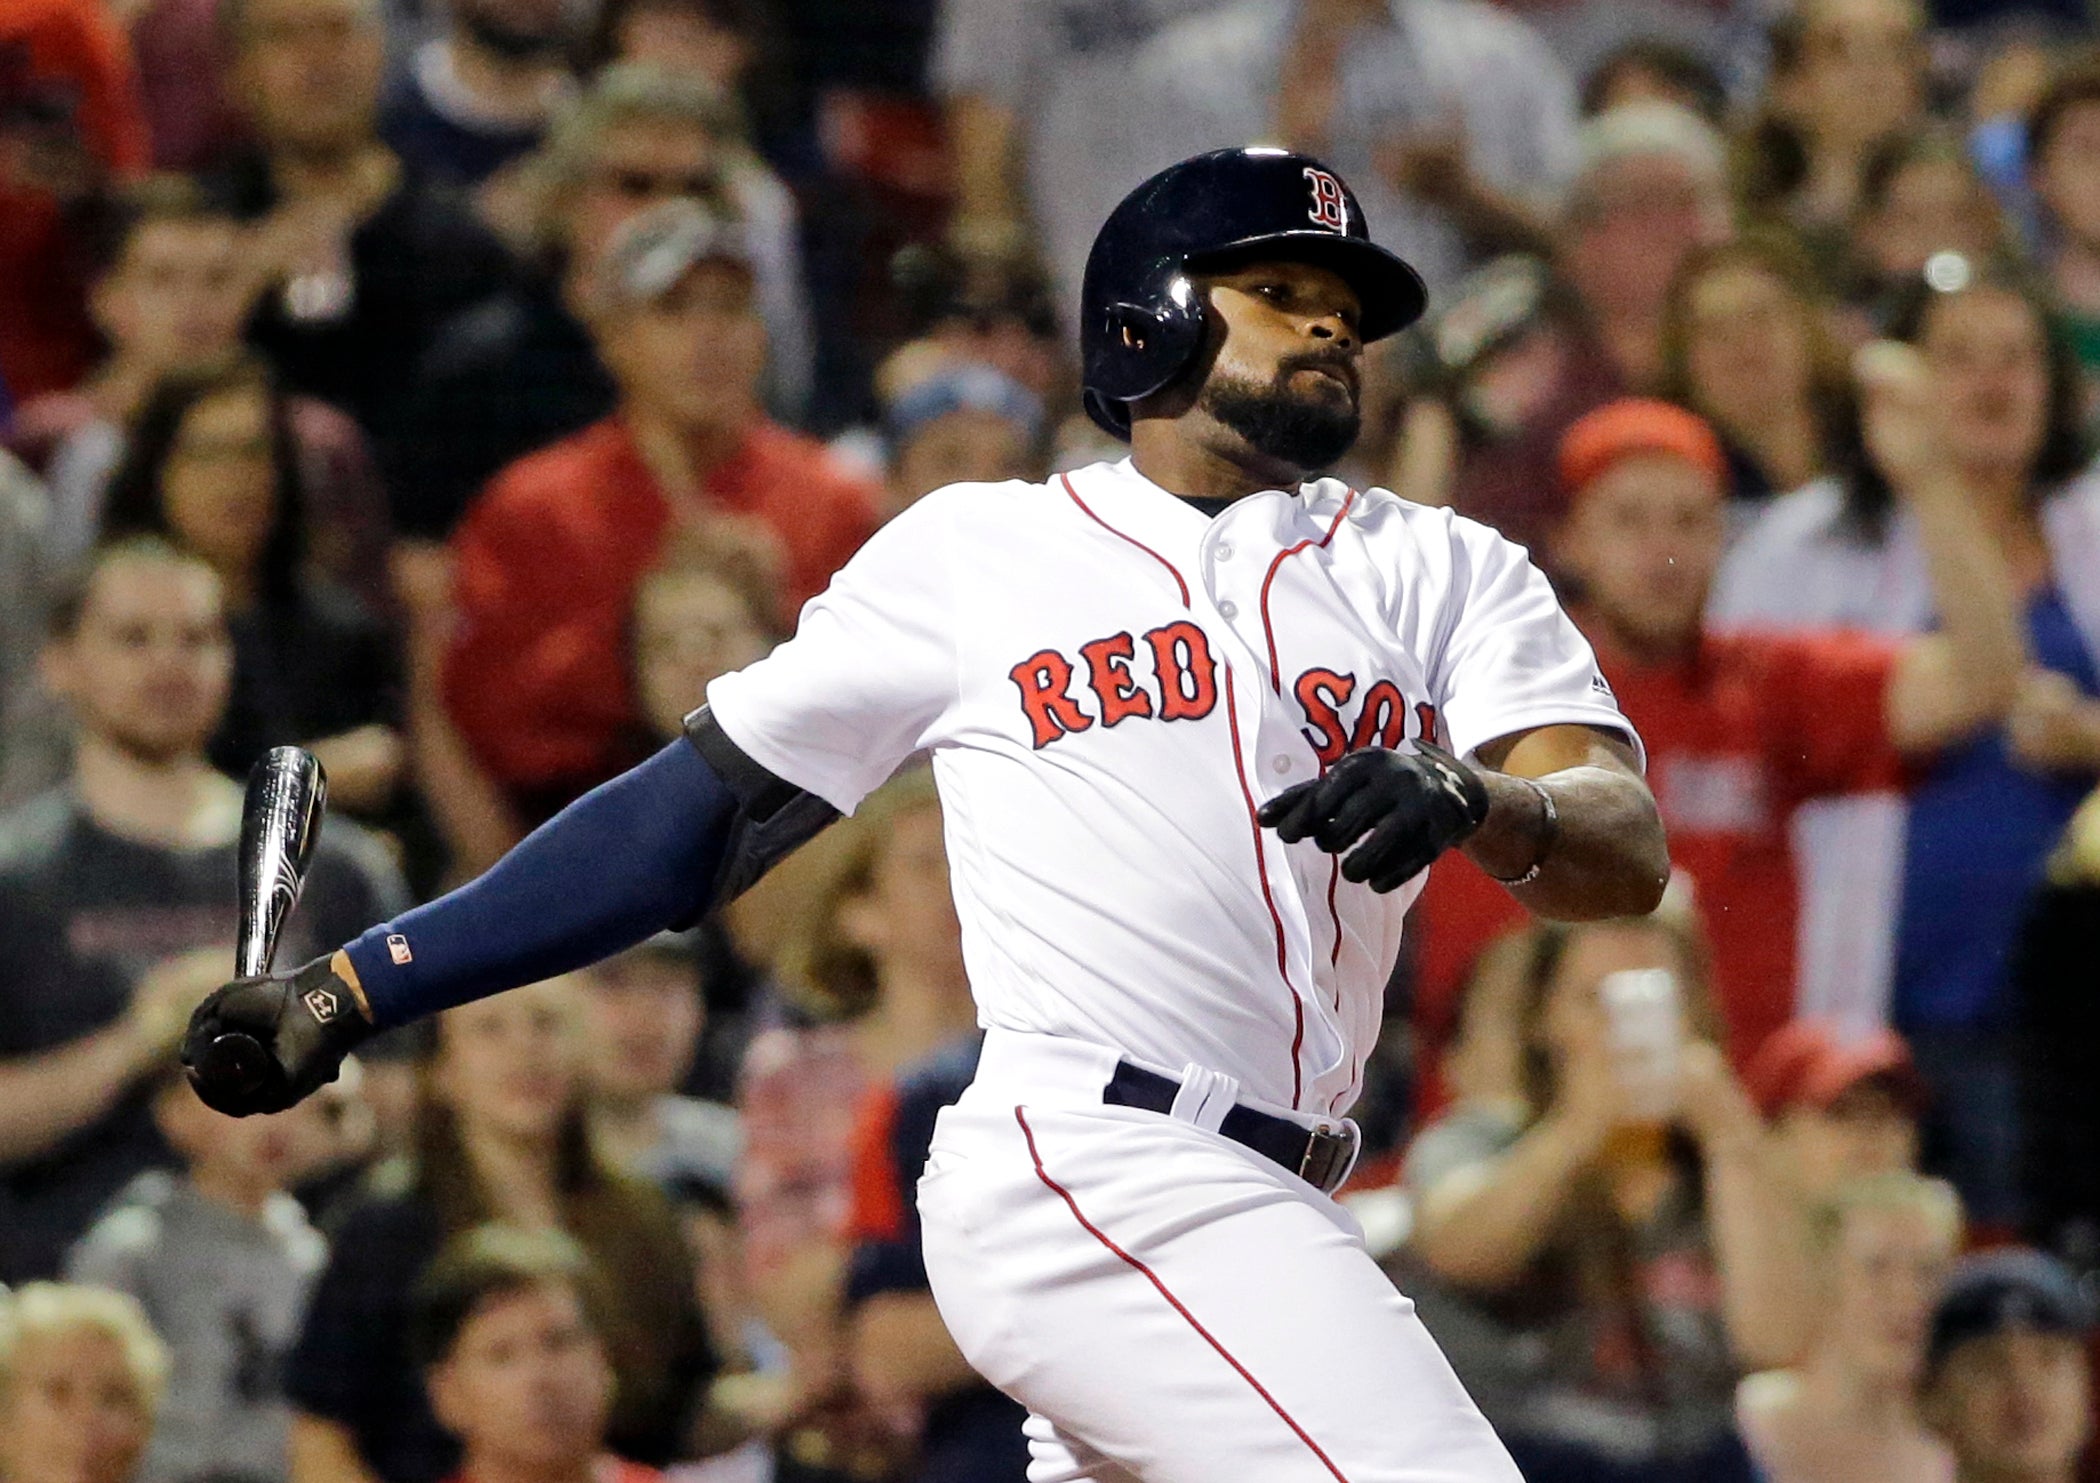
[1304,167,1348,233]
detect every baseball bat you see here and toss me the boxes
[199,747,330,1096]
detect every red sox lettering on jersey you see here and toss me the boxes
[1010,629,1441,765]
[705,458,1634,1119]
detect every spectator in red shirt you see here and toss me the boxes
[411,1225,668,1483]
[1415,375,2024,1071]
[0,0,151,402]
[443,198,877,824]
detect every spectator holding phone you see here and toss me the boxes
[1737,1172,1961,1483]
[1404,907,1811,1483]
[1712,263,2100,1228]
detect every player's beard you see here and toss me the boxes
[1202,355,1362,474]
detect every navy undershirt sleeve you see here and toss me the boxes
[342,740,735,1027]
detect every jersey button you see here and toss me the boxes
[1272,755,1292,774]
[1216,543,1235,561]
[1218,599,1239,619]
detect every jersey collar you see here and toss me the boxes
[1077,458,1355,553]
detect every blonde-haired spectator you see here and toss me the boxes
[1738,1172,1962,1483]
[0,1282,168,1483]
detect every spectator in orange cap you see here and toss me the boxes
[1747,1021,1927,1206]
[1410,371,2024,1078]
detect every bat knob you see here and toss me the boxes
[194,1032,274,1098]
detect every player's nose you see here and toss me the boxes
[1307,316,1357,351]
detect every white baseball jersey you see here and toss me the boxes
[707,456,1634,1115]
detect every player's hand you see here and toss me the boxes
[181,956,374,1117]
[1258,742,1490,892]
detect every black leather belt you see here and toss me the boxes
[1102,1061,1360,1194]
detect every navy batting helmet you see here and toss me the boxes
[1080,147,1428,438]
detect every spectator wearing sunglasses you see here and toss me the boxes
[382,65,812,548]
[438,200,875,835]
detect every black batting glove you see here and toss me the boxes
[1258,741,1490,893]
[181,956,374,1116]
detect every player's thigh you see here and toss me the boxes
[920,1102,1521,1483]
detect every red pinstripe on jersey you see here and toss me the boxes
[1223,665,1304,1108]
[1061,472,1191,608]
[1258,488,1359,692]
[1015,1107,1355,1482]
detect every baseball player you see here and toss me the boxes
[186,148,1668,1481]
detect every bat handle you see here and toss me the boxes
[194,1032,274,1098]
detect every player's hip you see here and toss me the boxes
[921,1029,1367,1250]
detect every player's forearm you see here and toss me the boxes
[338,740,733,1027]
[1891,471,2025,746]
[1466,764,1669,921]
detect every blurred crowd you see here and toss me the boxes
[4,0,2100,1480]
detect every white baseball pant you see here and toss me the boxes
[916,1028,1524,1482]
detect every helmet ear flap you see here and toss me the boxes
[1090,286,1208,404]
[1110,302,1156,353]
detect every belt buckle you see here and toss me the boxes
[1298,1120,1360,1194]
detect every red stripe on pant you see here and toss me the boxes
[1014,1105,1354,1482]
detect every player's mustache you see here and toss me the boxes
[1277,348,1361,396]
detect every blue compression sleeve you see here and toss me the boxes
[342,741,735,1027]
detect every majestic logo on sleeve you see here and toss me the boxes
[1009,622,1220,747]
[1304,166,1349,233]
